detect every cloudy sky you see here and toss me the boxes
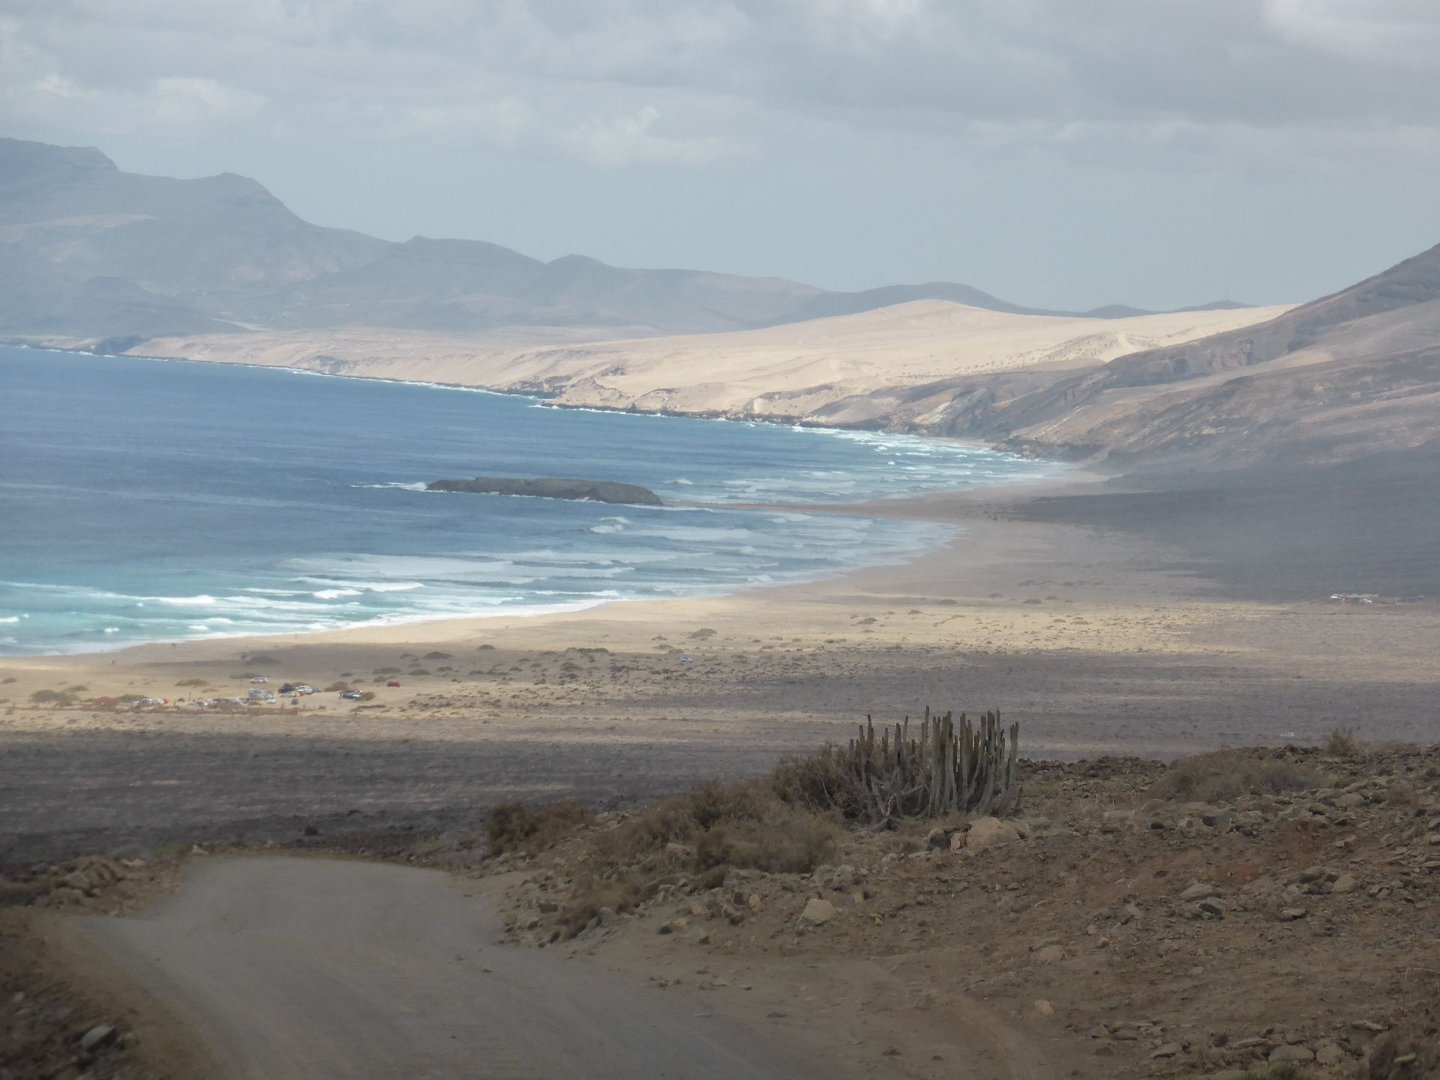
[4,0,1439,310]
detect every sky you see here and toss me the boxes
[3,0,1439,312]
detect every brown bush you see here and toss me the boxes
[694,813,835,875]
[771,747,868,819]
[1323,726,1362,757]
[539,777,840,940]
[485,800,593,857]
[1152,750,1324,803]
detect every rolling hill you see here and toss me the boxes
[930,242,1440,469]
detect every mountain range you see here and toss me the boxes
[0,137,1232,341]
[5,136,1438,475]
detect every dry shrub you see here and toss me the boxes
[551,778,839,939]
[1152,750,1324,803]
[771,747,868,820]
[485,800,593,857]
[693,812,835,875]
[1386,777,1420,807]
[28,689,74,707]
[595,780,837,876]
[1363,1006,1440,1079]
[1323,725,1362,757]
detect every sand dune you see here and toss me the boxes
[125,300,1290,426]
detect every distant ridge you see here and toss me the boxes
[0,138,1238,342]
[918,241,1440,469]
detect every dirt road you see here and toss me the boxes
[63,857,852,1079]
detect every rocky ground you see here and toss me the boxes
[474,742,1440,1080]
[4,741,1440,1078]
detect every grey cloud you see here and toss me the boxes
[3,0,1439,178]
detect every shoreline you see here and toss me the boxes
[0,467,1086,666]
[1,339,1073,660]
[6,337,1026,448]
[5,452,1440,864]
[6,347,1440,864]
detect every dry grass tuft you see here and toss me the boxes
[1323,726,1362,757]
[505,778,840,940]
[1362,1001,1440,1079]
[1152,749,1325,803]
[485,800,593,857]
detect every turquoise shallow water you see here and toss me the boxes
[0,346,1057,654]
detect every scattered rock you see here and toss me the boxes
[1268,1043,1315,1064]
[1032,944,1066,964]
[963,817,1022,853]
[79,1025,117,1054]
[798,898,837,927]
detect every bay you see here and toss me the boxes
[0,346,1055,654]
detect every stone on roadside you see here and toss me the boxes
[963,817,1022,853]
[79,1025,117,1054]
[1032,944,1065,964]
[1268,1044,1315,1064]
[1180,882,1219,902]
[798,898,837,927]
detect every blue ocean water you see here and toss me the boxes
[0,346,1056,655]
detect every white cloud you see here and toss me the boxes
[151,77,265,128]
[1262,0,1440,67]
[561,103,748,167]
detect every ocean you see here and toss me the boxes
[0,346,1055,655]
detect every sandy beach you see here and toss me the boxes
[5,469,1438,865]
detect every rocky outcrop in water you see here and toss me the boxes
[426,477,663,506]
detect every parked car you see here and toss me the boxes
[340,689,363,700]
[249,676,268,684]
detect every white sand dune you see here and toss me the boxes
[132,300,1291,427]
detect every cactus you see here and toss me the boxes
[840,708,1019,826]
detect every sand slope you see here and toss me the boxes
[125,300,1290,428]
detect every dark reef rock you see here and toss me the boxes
[426,476,663,506]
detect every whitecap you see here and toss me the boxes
[352,481,429,492]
